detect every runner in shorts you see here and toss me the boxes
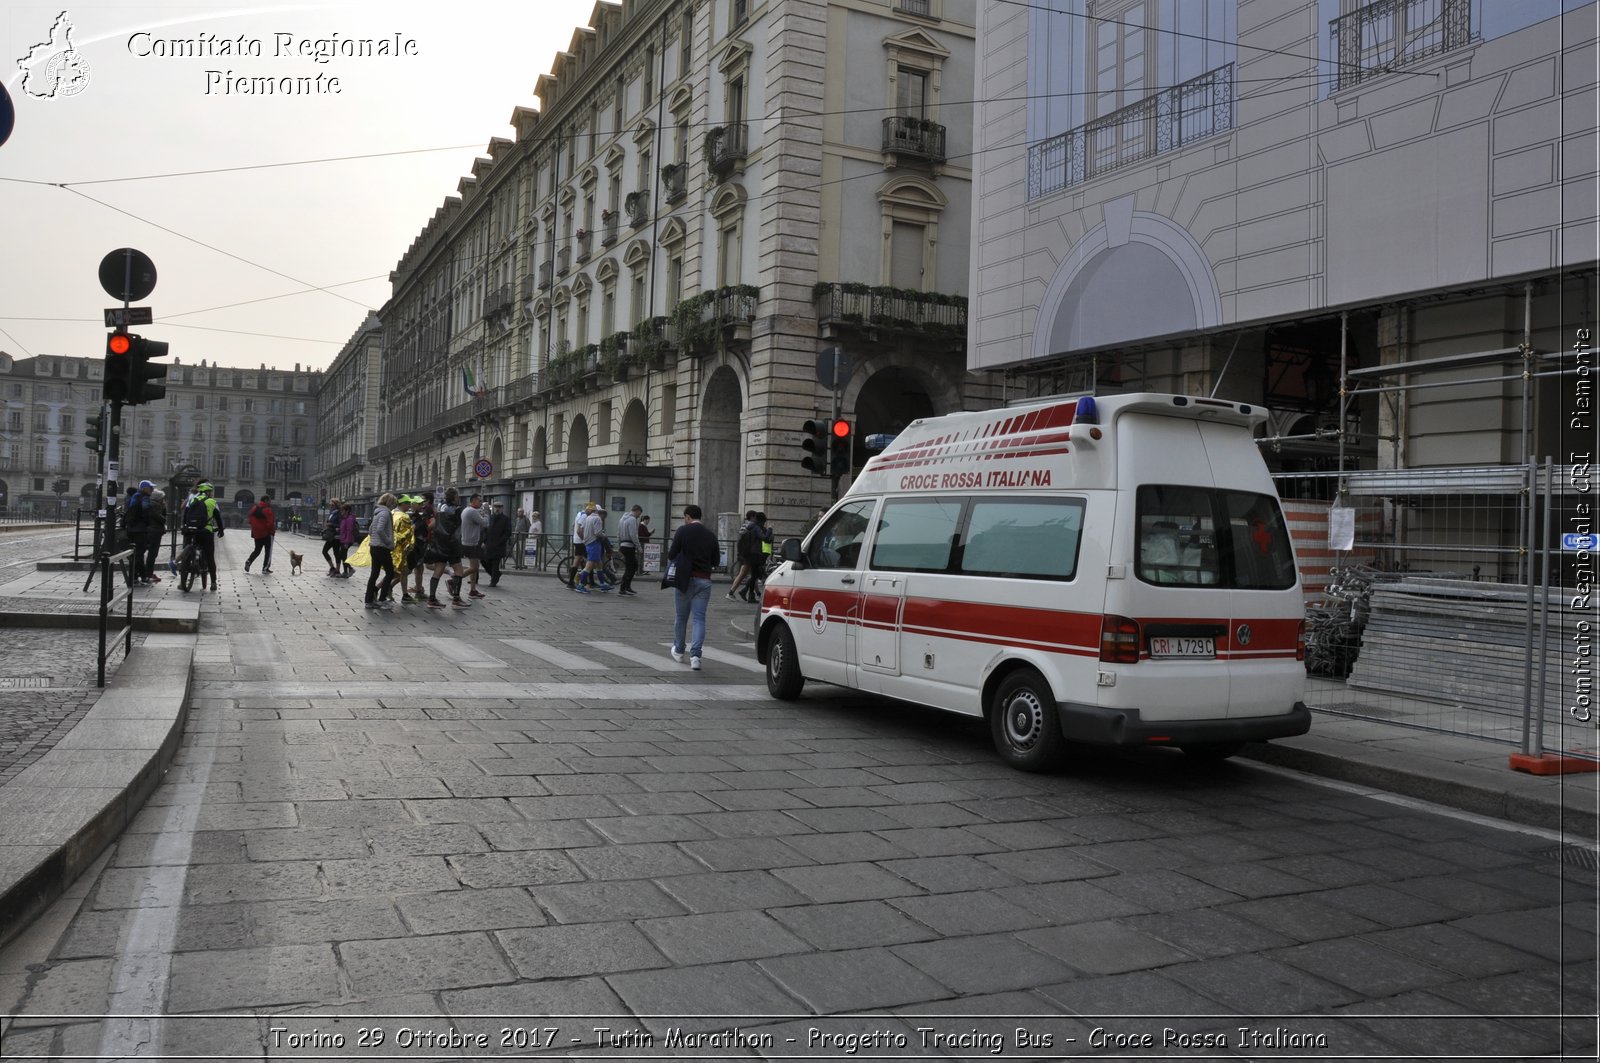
[425,488,471,609]
[406,496,432,601]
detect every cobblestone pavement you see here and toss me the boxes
[0,533,1594,1061]
[0,529,74,577]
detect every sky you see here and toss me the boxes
[0,0,600,374]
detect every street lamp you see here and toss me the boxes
[267,453,301,530]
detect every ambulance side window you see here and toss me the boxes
[960,498,1085,580]
[870,498,963,573]
[1223,491,1297,590]
[805,499,876,570]
[1136,485,1221,586]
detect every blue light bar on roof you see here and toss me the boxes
[1074,395,1099,425]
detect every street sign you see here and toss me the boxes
[1561,533,1596,551]
[473,458,493,479]
[98,248,157,302]
[815,345,853,390]
[103,306,153,327]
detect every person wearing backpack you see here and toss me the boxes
[124,481,156,584]
[245,494,276,575]
[178,483,223,593]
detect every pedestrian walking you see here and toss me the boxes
[667,504,719,670]
[364,493,399,609]
[728,510,760,601]
[338,504,358,577]
[574,502,612,593]
[245,494,276,575]
[617,504,643,595]
[406,496,432,600]
[460,493,489,598]
[321,498,343,575]
[569,505,588,587]
[528,511,543,569]
[424,488,471,608]
[511,508,530,569]
[484,501,512,587]
[391,495,416,604]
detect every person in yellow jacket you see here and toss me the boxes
[392,496,417,603]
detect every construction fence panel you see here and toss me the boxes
[1273,463,1595,761]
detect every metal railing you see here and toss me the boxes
[661,162,688,203]
[704,123,749,176]
[96,547,135,687]
[882,115,947,163]
[1331,0,1472,92]
[1028,63,1234,199]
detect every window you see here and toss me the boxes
[613,79,625,129]
[642,46,655,107]
[870,498,962,572]
[727,75,745,125]
[239,454,252,479]
[897,66,928,117]
[1135,486,1294,589]
[680,10,694,72]
[891,221,925,288]
[805,499,877,570]
[195,395,205,409]
[718,224,742,286]
[662,382,676,434]
[218,397,228,412]
[962,498,1085,580]
[666,254,684,305]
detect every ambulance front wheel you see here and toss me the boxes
[766,625,805,700]
[990,667,1065,771]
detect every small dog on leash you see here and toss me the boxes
[289,551,304,574]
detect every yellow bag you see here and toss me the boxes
[346,536,372,568]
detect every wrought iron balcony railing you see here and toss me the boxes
[625,190,650,228]
[556,246,571,274]
[1027,62,1234,200]
[481,284,512,318]
[1331,0,1472,92]
[703,123,749,177]
[662,162,688,203]
[882,115,947,163]
[895,0,932,15]
[813,282,966,336]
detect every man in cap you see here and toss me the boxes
[617,504,643,596]
[125,480,157,584]
[459,492,489,598]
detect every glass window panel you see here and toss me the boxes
[805,499,876,570]
[1136,484,1221,586]
[962,498,1085,580]
[870,499,962,573]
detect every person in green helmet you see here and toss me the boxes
[179,482,223,593]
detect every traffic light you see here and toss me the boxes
[829,419,852,479]
[51,479,69,496]
[85,409,106,452]
[801,417,828,474]
[126,334,169,405]
[103,331,132,402]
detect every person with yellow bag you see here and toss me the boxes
[362,493,400,610]
[392,496,417,604]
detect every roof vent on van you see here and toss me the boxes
[1074,395,1099,425]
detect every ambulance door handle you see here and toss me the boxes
[840,577,856,585]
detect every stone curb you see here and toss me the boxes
[1239,737,1598,839]
[0,603,200,634]
[0,637,196,949]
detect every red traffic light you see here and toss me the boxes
[108,333,130,355]
[831,419,851,438]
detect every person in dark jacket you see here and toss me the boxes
[124,480,156,584]
[483,501,512,587]
[321,498,343,576]
[364,493,399,609]
[245,494,276,575]
[667,504,720,671]
[142,488,168,584]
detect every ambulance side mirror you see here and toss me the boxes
[781,537,805,568]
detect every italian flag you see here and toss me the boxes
[462,365,485,396]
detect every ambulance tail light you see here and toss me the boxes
[1100,615,1140,664]
[1296,619,1306,661]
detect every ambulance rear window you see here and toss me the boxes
[1136,485,1295,590]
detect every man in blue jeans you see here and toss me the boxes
[667,503,719,671]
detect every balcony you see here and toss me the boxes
[1027,63,1234,200]
[661,162,687,203]
[703,123,749,179]
[481,284,513,318]
[895,0,933,15]
[813,282,966,339]
[576,230,593,261]
[669,285,760,353]
[881,115,947,166]
[537,261,553,290]
[624,190,650,228]
[1331,0,1472,91]
[556,246,571,275]
[601,211,619,246]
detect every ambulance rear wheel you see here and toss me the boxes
[766,625,804,700]
[990,668,1064,771]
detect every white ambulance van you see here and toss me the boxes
[756,393,1309,771]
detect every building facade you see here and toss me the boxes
[365,0,997,542]
[309,313,384,514]
[971,0,1596,492]
[0,350,322,524]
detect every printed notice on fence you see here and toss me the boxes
[1327,505,1356,552]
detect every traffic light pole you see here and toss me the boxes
[828,348,843,503]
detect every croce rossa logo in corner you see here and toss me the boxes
[17,10,91,99]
